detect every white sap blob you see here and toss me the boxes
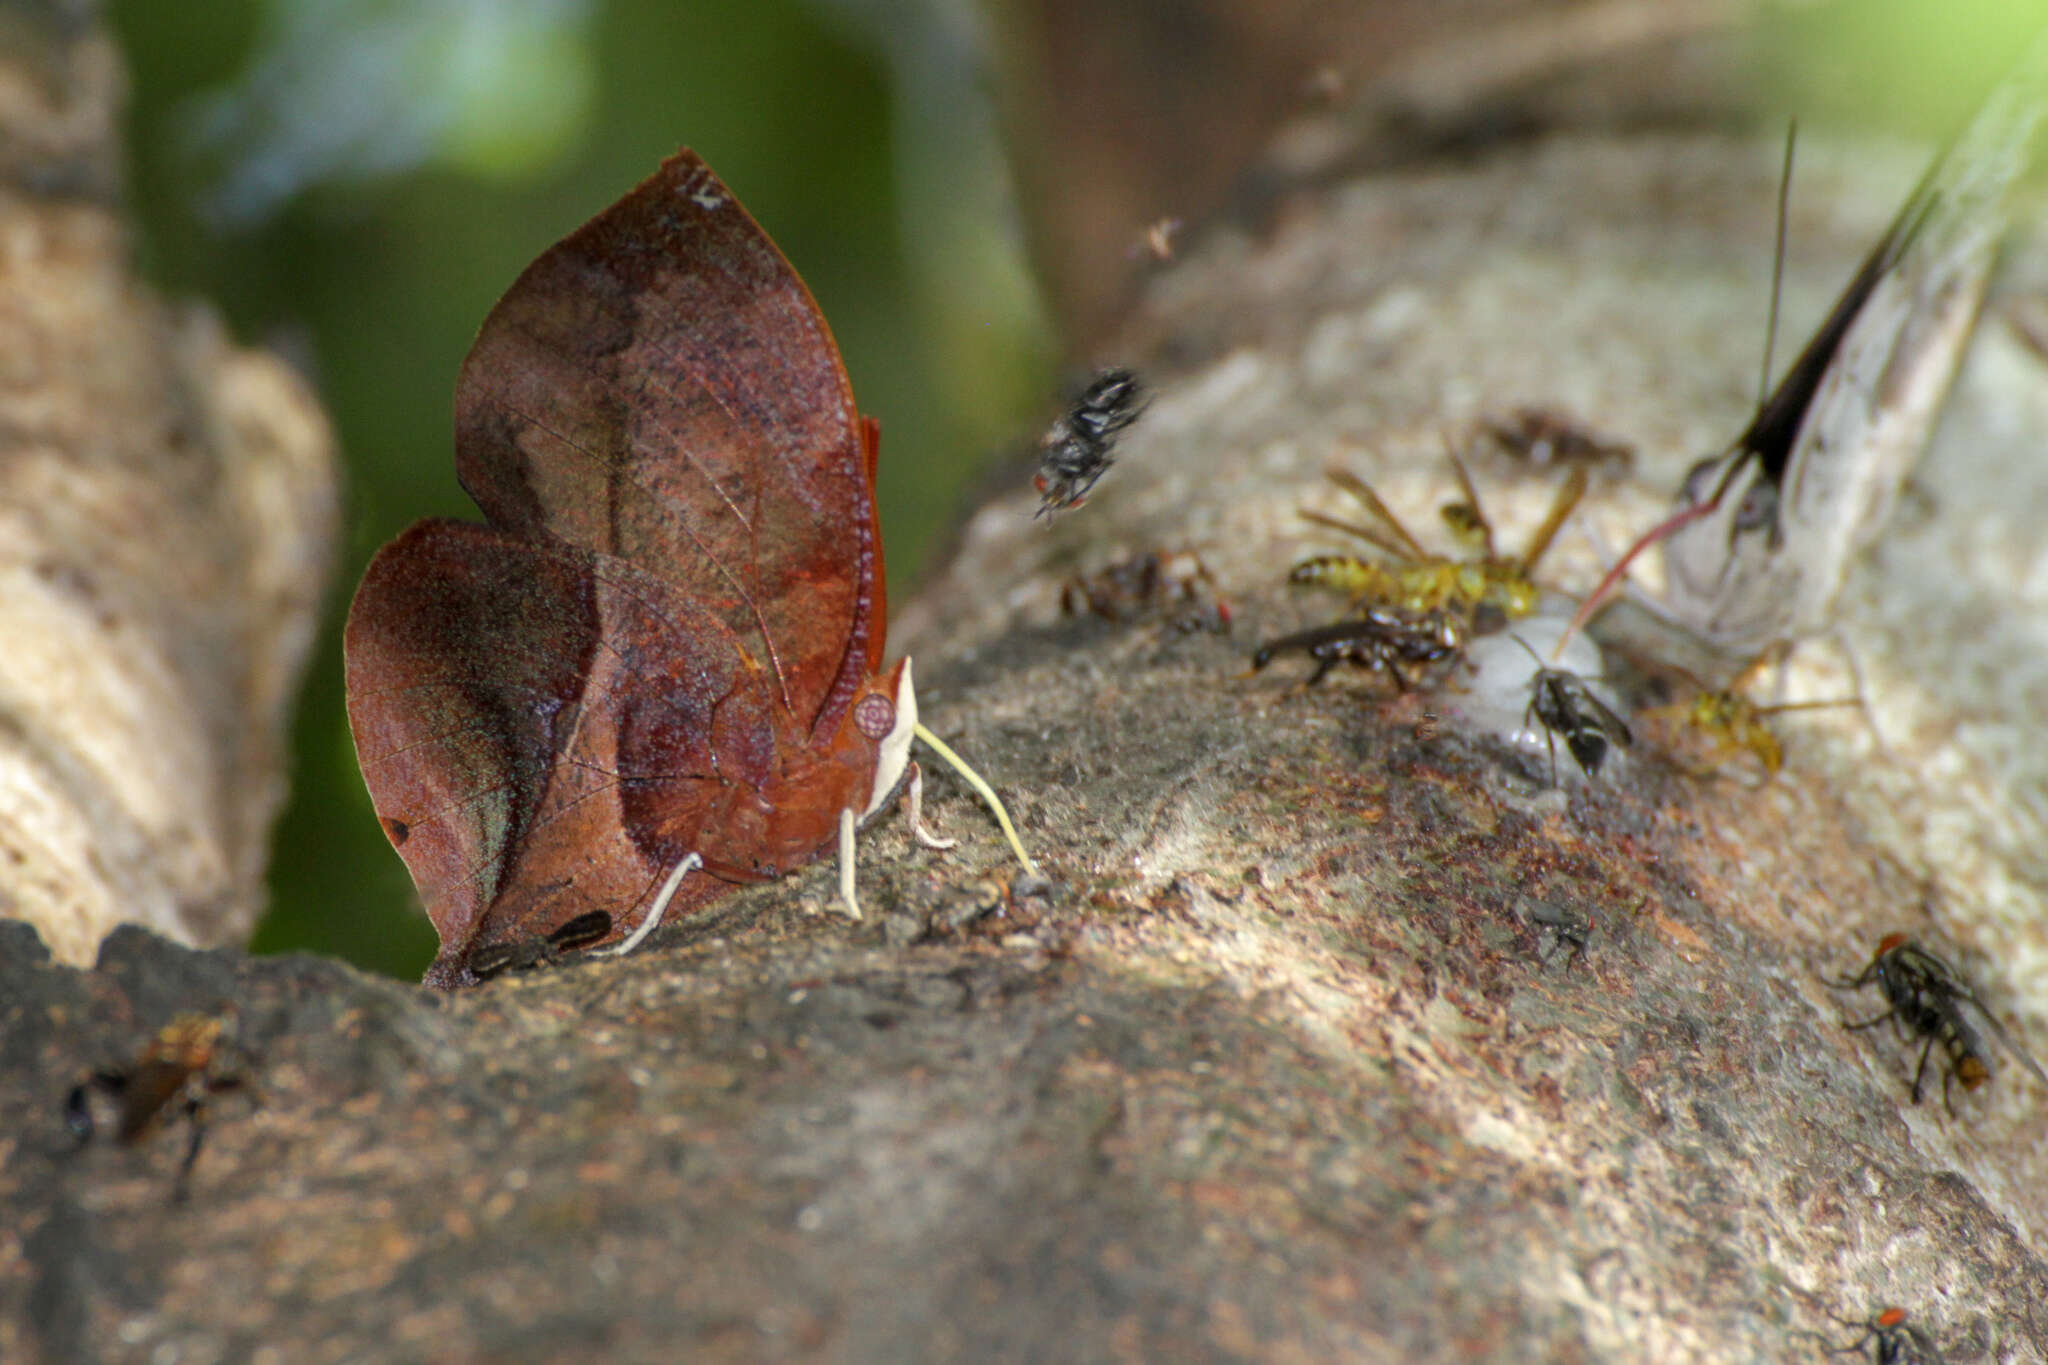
[1447,609,1623,779]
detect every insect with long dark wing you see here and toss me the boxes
[1035,368,1146,516]
[1508,635,1632,783]
[468,909,616,981]
[1827,933,2048,1115]
[1822,1307,1948,1365]
[1290,453,1585,628]
[1568,32,2048,656]
[1250,607,1464,688]
[65,1010,250,1202]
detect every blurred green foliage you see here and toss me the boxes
[108,0,1051,978]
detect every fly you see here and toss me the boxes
[1510,635,1632,783]
[1827,933,2048,1114]
[65,1009,250,1202]
[1824,1307,1948,1365]
[1035,369,1145,516]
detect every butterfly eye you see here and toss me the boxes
[1733,482,1777,533]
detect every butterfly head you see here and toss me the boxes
[854,657,919,820]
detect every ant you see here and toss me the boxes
[1061,549,1231,633]
[1289,450,1584,627]
[1644,653,1863,777]
[1826,934,2048,1115]
[65,1009,251,1202]
[1480,407,1633,472]
[1250,607,1464,688]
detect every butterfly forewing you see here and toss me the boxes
[452,151,884,736]
[1661,31,2048,654]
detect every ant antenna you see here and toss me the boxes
[1757,121,1797,413]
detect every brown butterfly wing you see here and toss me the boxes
[451,150,884,741]
[344,519,789,986]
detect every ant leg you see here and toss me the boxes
[1842,1009,1898,1032]
[1941,1065,1959,1120]
[1307,655,1338,686]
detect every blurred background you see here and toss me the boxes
[100,0,2047,977]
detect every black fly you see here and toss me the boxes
[469,910,615,981]
[1823,1307,1947,1365]
[66,1009,250,1202]
[1510,636,1632,782]
[1826,933,2047,1115]
[1251,608,1464,688]
[1035,369,1145,516]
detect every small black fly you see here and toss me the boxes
[1826,933,2047,1115]
[1035,369,1145,516]
[1823,1307,1947,1365]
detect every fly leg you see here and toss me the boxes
[1911,1033,1938,1106]
[172,1099,206,1205]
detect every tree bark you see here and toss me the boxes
[5,5,2048,1364]
[0,2,338,966]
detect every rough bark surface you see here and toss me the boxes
[6,8,2048,1365]
[0,2,339,965]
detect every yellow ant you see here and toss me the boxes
[1643,654,1863,776]
[1289,450,1586,626]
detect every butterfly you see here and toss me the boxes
[1583,33,2048,659]
[344,152,1031,988]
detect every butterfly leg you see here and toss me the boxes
[593,852,703,959]
[837,807,864,921]
[903,762,957,851]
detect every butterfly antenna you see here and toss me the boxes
[1758,121,1797,412]
[914,724,1042,878]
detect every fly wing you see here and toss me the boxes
[1661,31,2048,655]
[1950,988,2048,1086]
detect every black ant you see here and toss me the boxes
[1035,369,1145,516]
[65,1009,251,1202]
[1827,934,2047,1115]
[1251,608,1464,688]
